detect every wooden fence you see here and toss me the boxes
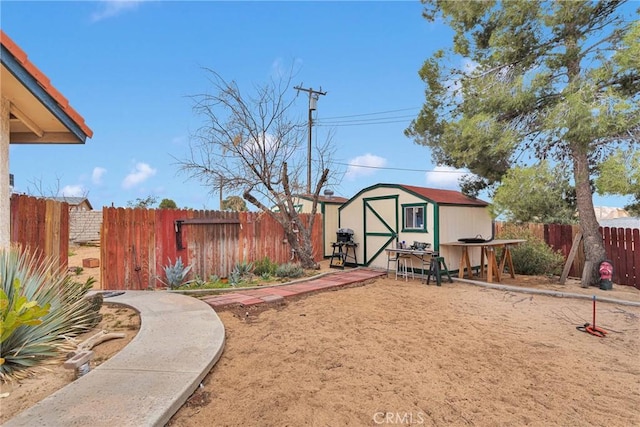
[9,194,69,270]
[101,208,323,290]
[496,222,639,288]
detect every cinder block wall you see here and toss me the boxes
[70,211,102,243]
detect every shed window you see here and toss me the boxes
[402,204,426,231]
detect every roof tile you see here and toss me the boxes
[1,30,93,139]
[399,184,488,206]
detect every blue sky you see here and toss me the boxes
[3,0,632,210]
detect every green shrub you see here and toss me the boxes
[177,276,230,290]
[200,281,231,289]
[253,256,278,277]
[1,245,103,381]
[275,262,304,279]
[497,223,565,276]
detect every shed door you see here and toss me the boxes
[363,195,398,266]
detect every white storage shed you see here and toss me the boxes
[337,183,492,271]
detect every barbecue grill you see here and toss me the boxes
[336,228,355,243]
[331,228,357,269]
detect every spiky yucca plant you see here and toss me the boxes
[0,245,99,381]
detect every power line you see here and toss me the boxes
[333,161,469,174]
[316,119,414,128]
[321,114,416,123]
[321,107,421,120]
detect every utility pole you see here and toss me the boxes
[294,85,327,193]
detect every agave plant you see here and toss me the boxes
[228,260,254,286]
[1,245,99,381]
[163,257,192,289]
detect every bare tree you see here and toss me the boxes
[177,69,339,268]
[26,175,79,200]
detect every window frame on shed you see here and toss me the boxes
[401,203,427,232]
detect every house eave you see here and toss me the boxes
[1,41,91,144]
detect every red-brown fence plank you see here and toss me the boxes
[632,229,640,289]
[624,228,633,283]
[615,227,625,284]
[618,226,627,285]
[612,227,622,284]
[10,194,68,271]
[603,227,612,260]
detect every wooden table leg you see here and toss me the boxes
[500,245,516,279]
[459,247,472,278]
[493,249,501,282]
[486,247,500,283]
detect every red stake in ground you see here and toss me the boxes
[576,295,608,338]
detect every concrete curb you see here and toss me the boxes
[452,278,640,307]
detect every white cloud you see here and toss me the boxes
[92,167,107,185]
[425,165,470,190]
[59,185,85,197]
[122,162,157,189]
[345,154,387,180]
[91,0,145,22]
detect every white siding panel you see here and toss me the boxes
[323,204,340,257]
[439,206,492,273]
[339,198,365,263]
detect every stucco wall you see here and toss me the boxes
[321,203,341,257]
[0,97,10,249]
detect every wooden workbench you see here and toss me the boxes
[440,239,526,283]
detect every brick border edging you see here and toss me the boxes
[167,267,374,297]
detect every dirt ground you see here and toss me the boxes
[3,245,640,426]
[167,279,639,427]
[67,243,104,290]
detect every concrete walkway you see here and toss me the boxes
[4,292,225,427]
